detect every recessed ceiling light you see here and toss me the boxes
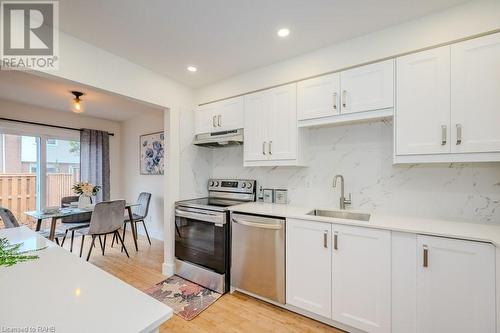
[187,66,197,72]
[277,28,290,38]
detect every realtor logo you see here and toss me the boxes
[1,0,59,70]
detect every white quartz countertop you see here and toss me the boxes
[230,202,500,246]
[0,227,172,333]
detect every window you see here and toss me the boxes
[0,131,80,230]
[45,139,80,207]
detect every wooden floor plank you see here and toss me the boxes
[61,230,343,333]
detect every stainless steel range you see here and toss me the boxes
[174,179,256,293]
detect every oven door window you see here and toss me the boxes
[175,215,227,274]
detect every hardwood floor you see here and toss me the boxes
[61,230,343,333]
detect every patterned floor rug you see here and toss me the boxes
[145,275,222,320]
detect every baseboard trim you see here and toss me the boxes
[162,262,175,277]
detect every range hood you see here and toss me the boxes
[193,128,244,148]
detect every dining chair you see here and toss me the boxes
[59,196,92,253]
[77,200,129,261]
[112,192,152,249]
[0,207,66,245]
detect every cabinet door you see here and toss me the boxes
[332,225,391,333]
[217,96,244,132]
[286,219,332,318]
[395,47,451,155]
[297,73,340,120]
[244,91,268,162]
[451,33,500,153]
[417,235,495,333]
[340,59,394,114]
[267,83,298,161]
[195,104,218,134]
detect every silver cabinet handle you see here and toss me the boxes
[456,124,462,145]
[323,231,328,248]
[218,115,222,127]
[441,125,447,145]
[212,115,217,127]
[342,90,347,109]
[333,231,338,250]
[262,141,267,155]
[423,245,428,267]
[269,141,272,155]
[333,92,337,111]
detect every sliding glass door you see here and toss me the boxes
[45,138,80,207]
[0,129,80,230]
[0,134,39,227]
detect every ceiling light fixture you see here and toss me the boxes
[187,66,197,72]
[71,91,84,113]
[277,28,290,38]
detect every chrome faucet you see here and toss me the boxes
[333,175,351,210]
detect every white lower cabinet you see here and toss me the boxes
[286,219,391,333]
[286,219,332,318]
[416,235,496,333]
[331,225,391,333]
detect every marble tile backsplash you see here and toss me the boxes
[210,120,500,223]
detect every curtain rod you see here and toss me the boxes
[0,117,115,136]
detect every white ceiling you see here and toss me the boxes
[59,0,467,87]
[0,71,162,121]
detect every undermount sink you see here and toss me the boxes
[307,209,371,222]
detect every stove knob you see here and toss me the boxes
[241,182,246,188]
[214,181,219,187]
[209,181,215,187]
[246,182,253,189]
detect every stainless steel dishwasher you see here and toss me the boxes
[230,212,285,304]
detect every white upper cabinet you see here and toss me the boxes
[340,59,394,114]
[395,46,451,155]
[195,96,244,134]
[331,225,391,333]
[286,219,332,318]
[297,73,340,121]
[244,83,304,166]
[395,32,500,163]
[451,33,500,153]
[416,235,495,333]
[267,84,298,161]
[297,60,394,127]
[244,91,268,162]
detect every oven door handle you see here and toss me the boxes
[232,218,282,230]
[175,209,225,224]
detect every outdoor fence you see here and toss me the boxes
[0,173,78,226]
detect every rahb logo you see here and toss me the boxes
[1,0,59,70]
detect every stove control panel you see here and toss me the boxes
[208,179,256,194]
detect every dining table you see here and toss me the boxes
[0,226,172,332]
[25,202,141,251]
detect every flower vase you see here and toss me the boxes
[78,195,92,209]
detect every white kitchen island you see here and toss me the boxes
[0,227,172,333]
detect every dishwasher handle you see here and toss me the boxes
[232,217,282,230]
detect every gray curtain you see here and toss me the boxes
[80,129,110,202]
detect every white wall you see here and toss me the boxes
[210,121,500,223]
[196,0,500,103]
[0,98,122,199]
[120,111,166,240]
[34,28,198,276]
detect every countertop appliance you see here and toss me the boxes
[230,212,286,304]
[175,179,256,293]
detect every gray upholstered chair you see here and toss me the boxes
[77,200,128,261]
[0,206,66,245]
[124,192,152,245]
[59,196,91,252]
